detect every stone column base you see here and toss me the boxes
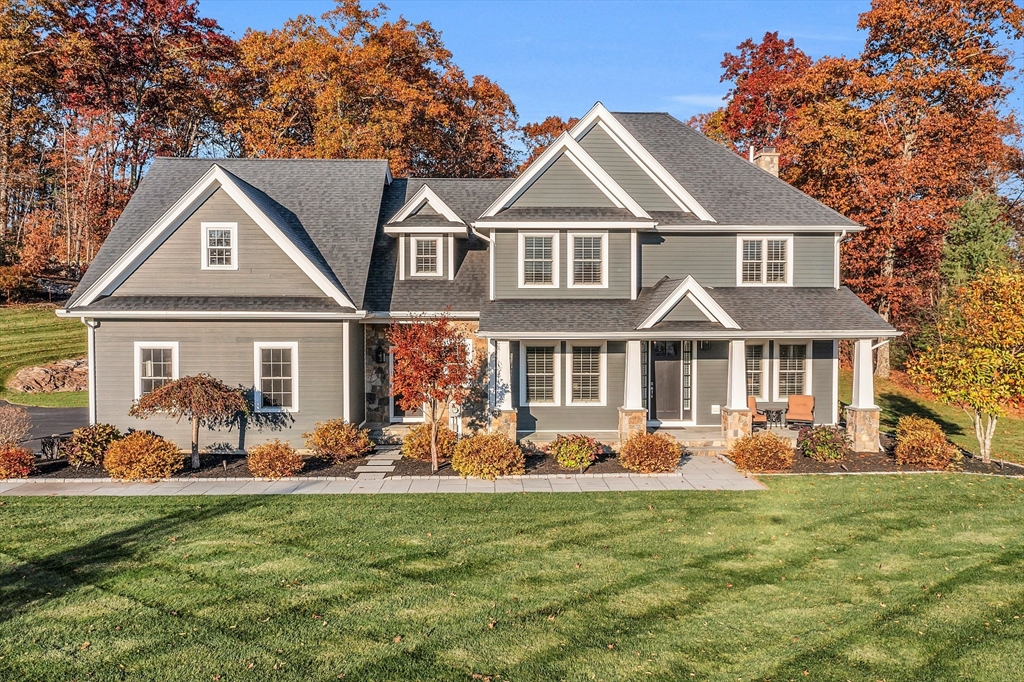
[721,408,753,446]
[490,409,518,441]
[845,406,880,453]
[618,407,648,445]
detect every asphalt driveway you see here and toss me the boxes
[1,399,89,451]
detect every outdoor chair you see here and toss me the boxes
[748,396,767,428]
[785,395,815,426]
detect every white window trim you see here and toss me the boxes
[133,341,179,400]
[566,341,607,406]
[518,231,560,288]
[519,341,561,407]
[201,222,238,270]
[772,340,812,402]
[736,235,794,286]
[567,231,609,288]
[410,236,443,277]
[254,342,299,413]
[745,342,767,402]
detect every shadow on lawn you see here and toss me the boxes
[877,391,966,436]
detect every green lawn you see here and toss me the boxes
[839,369,1024,463]
[0,305,87,407]
[2,477,1023,681]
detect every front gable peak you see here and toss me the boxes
[638,276,740,330]
[384,184,468,236]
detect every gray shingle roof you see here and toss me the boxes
[477,206,642,222]
[72,295,351,313]
[612,113,860,228]
[68,158,389,309]
[380,178,514,225]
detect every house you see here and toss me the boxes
[58,103,897,453]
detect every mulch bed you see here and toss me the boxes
[389,445,631,477]
[29,453,370,479]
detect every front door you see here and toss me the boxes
[651,340,693,422]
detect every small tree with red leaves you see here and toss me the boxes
[129,374,249,469]
[388,314,480,472]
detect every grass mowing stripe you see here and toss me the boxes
[0,304,87,407]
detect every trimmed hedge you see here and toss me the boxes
[0,445,35,479]
[451,433,525,480]
[729,431,794,472]
[303,419,373,463]
[548,434,600,472]
[895,416,961,470]
[401,423,457,463]
[104,432,183,481]
[797,425,851,462]
[247,440,305,479]
[62,423,123,467]
[619,432,682,473]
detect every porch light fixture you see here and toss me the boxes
[374,342,386,365]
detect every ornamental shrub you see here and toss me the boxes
[247,440,304,479]
[619,432,682,473]
[548,434,600,472]
[0,446,35,479]
[0,404,31,447]
[729,431,794,472]
[401,423,457,463]
[104,431,183,481]
[451,433,525,480]
[895,416,962,469]
[62,423,123,467]
[797,425,851,462]
[303,419,373,463]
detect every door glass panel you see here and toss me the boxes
[681,340,693,421]
[652,341,681,421]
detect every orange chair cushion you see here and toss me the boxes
[786,395,815,422]
[748,396,767,423]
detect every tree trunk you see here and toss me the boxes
[429,417,438,473]
[191,416,200,469]
[971,410,997,463]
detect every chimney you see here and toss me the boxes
[753,147,780,177]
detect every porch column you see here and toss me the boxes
[721,339,752,446]
[618,340,647,444]
[846,338,880,452]
[489,339,517,440]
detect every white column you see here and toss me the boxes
[726,339,748,411]
[624,340,643,409]
[342,321,351,423]
[86,318,97,425]
[493,339,513,411]
[850,338,877,409]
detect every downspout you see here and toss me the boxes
[834,229,847,289]
[82,317,98,425]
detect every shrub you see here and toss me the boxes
[247,440,304,479]
[451,433,525,480]
[0,446,35,479]
[104,431,183,481]
[729,431,794,472]
[548,434,600,472]
[303,419,373,463]
[895,416,962,469]
[797,425,851,462]
[401,423,457,463]
[0,265,32,303]
[619,432,682,473]
[61,423,123,467]
[0,404,31,447]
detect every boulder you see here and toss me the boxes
[7,357,88,393]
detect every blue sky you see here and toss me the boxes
[200,0,871,124]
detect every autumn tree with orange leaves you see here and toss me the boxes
[519,116,580,170]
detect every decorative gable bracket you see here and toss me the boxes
[638,276,740,330]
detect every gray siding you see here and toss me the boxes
[695,341,728,426]
[348,321,366,426]
[94,320,345,449]
[115,188,327,297]
[512,341,625,435]
[494,230,631,299]
[811,339,836,425]
[793,235,836,287]
[664,297,709,322]
[511,154,616,208]
[578,125,679,212]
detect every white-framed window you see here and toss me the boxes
[568,232,608,288]
[567,342,607,406]
[519,232,559,288]
[133,342,178,399]
[410,236,443,276]
[520,342,560,406]
[745,343,766,400]
[254,342,298,412]
[737,235,792,285]
[201,222,238,270]
[774,341,812,399]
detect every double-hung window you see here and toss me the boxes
[134,342,178,399]
[777,343,808,397]
[569,233,607,287]
[202,222,237,270]
[521,343,559,405]
[739,236,791,285]
[745,344,765,399]
[520,233,558,287]
[568,343,606,405]
[255,343,298,412]
[411,237,442,276]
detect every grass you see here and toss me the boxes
[0,304,87,408]
[2,477,1023,681]
[839,369,1024,463]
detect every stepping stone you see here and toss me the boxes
[355,472,387,480]
[355,465,395,473]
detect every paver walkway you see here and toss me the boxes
[0,455,763,496]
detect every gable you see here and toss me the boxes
[112,188,328,298]
[578,125,682,212]
[638,275,740,330]
[411,203,439,217]
[509,153,617,208]
[662,296,714,323]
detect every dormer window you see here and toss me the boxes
[737,235,792,285]
[202,222,237,270]
[410,237,443,276]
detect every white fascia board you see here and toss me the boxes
[472,221,656,230]
[480,330,903,340]
[569,103,716,223]
[480,132,650,219]
[653,225,862,233]
[384,224,468,237]
[61,310,365,320]
[389,184,465,225]
[637,275,740,330]
[74,165,356,310]
[364,311,480,321]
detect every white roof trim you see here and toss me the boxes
[480,133,651,219]
[471,220,656,230]
[384,224,468,236]
[73,165,355,309]
[570,103,717,223]
[56,309,364,320]
[481,330,902,340]
[637,276,740,330]
[653,224,861,233]
[388,184,466,225]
